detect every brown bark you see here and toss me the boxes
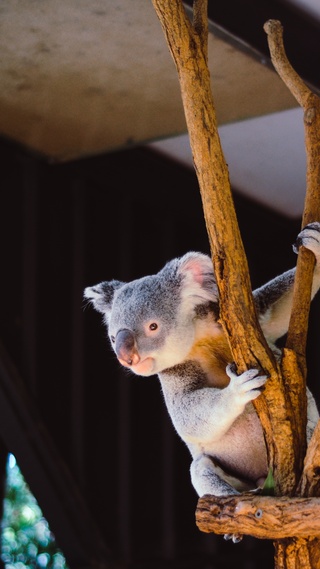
[151,4,320,568]
[264,20,320,567]
[151,0,298,497]
[196,493,320,540]
[263,22,320,504]
[300,421,320,497]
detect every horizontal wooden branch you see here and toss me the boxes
[196,493,320,539]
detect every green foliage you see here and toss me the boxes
[1,455,68,569]
[261,466,275,496]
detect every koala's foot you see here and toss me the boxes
[224,533,243,544]
[294,222,320,258]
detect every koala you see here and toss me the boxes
[84,223,320,512]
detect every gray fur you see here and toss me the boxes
[84,224,320,506]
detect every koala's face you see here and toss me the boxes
[108,275,196,376]
[84,251,218,377]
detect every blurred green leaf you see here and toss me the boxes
[1,455,68,569]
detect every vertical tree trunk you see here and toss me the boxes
[150,0,296,491]
[151,3,320,567]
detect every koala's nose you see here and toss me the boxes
[115,329,140,366]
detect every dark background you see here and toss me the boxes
[1,135,320,568]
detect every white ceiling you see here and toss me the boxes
[0,0,297,160]
[1,0,319,219]
[284,0,320,20]
[149,107,306,219]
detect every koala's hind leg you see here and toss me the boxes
[190,455,253,497]
[191,455,250,544]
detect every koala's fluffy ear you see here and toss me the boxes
[177,252,218,307]
[84,280,124,316]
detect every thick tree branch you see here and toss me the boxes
[196,493,320,540]
[264,19,320,357]
[299,421,320,497]
[192,0,208,61]
[264,19,320,502]
[152,1,301,495]
[152,6,320,564]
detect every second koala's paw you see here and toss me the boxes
[226,365,268,406]
[293,222,320,257]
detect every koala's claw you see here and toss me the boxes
[226,365,268,404]
[293,222,320,255]
[224,533,243,544]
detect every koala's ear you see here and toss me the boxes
[84,280,124,315]
[177,252,218,304]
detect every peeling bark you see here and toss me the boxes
[151,0,296,495]
[264,20,320,566]
[197,494,320,539]
[151,4,320,568]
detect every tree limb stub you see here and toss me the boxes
[196,493,320,539]
[263,20,310,107]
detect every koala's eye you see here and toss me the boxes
[149,323,158,331]
[110,335,115,343]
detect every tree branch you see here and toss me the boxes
[299,421,320,497]
[192,0,208,61]
[152,6,320,564]
[196,493,320,539]
[263,20,311,107]
[264,19,320,357]
[264,19,320,499]
[152,1,302,495]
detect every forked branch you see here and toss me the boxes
[152,1,301,495]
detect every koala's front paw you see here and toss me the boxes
[226,365,268,406]
[293,222,320,258]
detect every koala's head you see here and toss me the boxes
[84,252,218,376]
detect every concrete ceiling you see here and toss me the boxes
[0,0,297,162]
[1,0,319,218]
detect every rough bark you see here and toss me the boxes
[196,493,320,539]
[264,20,320,567]
[151,0,298,496]
[300,421,320,497]
[150,4,320,568]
